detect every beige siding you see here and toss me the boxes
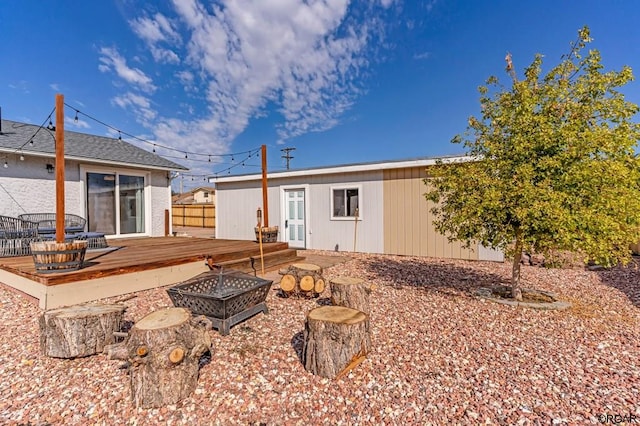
[383,167,478,260]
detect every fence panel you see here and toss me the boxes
[172,204,215,228]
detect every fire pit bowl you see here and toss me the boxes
[167,268,273,335]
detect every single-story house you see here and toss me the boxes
[211,156,504,262]
[172,186,216,204]
[0,118,187,237]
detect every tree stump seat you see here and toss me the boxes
[303,306,371,379]
[330,277,372,315]
[278,263,326,297]
[105,307,212,408]
[39,303,127,358]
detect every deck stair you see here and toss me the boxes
[207,248,304,275]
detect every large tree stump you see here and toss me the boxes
[279,263,326,297]
[105,307,212,408]
[303,306,371,379]
[330,277,372,315]
[39,303,126,358]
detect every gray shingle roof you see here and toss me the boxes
[0,119,188,171]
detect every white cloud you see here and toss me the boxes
[414,51,431,60]
[129,13,182,64]
[111,92,157,123]
[105,0,395,172]
[98,47,157,93]
[50,83,60,91]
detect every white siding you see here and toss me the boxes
[1,158,83,217]
[215,170,384,253]
[149,170,170,236]
[1,158,171,237]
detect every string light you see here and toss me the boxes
[118,131,122,141]
[74,111,79,123]
[64,102,259,162]
[3,161,7,168]
[19,153,24,161]
[47,120,54,131]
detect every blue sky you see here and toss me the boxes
[2,1,640,190]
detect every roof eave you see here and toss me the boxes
[209,155,474,184]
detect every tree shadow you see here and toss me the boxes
[359,256,510,298]
[593,256,640,308]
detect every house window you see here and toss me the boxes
[203,192,209,198]
[86,171,146,235]
[332,187,360,218]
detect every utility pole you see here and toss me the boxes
[281,147,295,170]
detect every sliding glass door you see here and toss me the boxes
[86,172,146,235]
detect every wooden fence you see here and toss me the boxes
[172,204,215,228]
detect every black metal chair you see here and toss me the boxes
[0,215,40,257]
[17,213,87,235]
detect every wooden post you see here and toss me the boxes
[261,144,268,227]
[55,94,65,243]
[164,209,170,236]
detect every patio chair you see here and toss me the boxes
[18,213,86,235]
[0,215,40,257]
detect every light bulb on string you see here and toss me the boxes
[29,139,34,146]
[208,155,211,162]
[231,155,235,162]
[19,153,24,161]
[3,161,7,168]
[47,120,54,131]
[152,144,156,153]
[185,153,188,159]
[118,131,122,141]
[74,111,79,123]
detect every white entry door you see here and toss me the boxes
[285,189,305,248]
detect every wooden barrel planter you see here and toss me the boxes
[255,226,279,243]
[30,240,88,273]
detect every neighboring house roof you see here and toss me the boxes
[210,154,472,183]
[0,119,188,171]
[189,186,216,193]
[172,193,195,204]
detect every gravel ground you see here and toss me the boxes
[1,250,639,425]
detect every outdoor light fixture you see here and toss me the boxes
[46,163,54,173]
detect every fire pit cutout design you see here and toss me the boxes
[167,268,273,335]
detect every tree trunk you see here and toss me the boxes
[40,303,126,358]
[303,306,370,379]
[511,228,524,301]
[105,307,212,408]
[330,277,372,315]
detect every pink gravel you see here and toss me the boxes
[0,250,639,425]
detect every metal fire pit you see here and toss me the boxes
[167,268,273,335]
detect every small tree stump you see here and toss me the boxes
[330,277,372,315]
[303,306,371,379]
[39,303,126,358]
[104,307,212,408]
[278,263,325,297]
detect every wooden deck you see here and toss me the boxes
[0,237,300,309]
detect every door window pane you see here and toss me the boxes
[297,224,304,241]
[87,173,116,234]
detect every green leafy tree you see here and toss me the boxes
[425,27,640,300]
